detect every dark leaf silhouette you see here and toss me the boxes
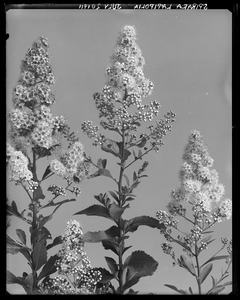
[122,250,158,291]
[82,226,120,243]
[164,284,188,294]
[16,229,27,245]
[199,263,213,284]
[41,165,52,181]
[105,256,118,275]
[74,204,111,220]
[102,240,119,256]
[37,254,59,282]
[46,235,62,250]
[125,216,165,233]
[32,239,47,271]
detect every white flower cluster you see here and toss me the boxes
[168,130,232,220]
[7,143,33,182]
[40,220,102,294]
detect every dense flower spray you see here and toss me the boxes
[7,37,93,294]
[81,25,176,151]
[156,130,232,294]
[38,220,102,294]
[76,25,176,294]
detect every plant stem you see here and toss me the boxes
[195,250,202,294]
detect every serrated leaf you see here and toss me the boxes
[102,240,119,256]
[200,263,213,284]
[108,190,119,202]
[164,284,188,294]
[32,239,47,271]
[37,254,59,282]
[105,256,118,275]
[122,250,158,291]
[208,285,225,294]
[125,216,165,233]
[82,226,120,243]
[46,235,62,250]
[74,204,111,220]
[93,267,115,283]
[123,174,130,186]
[16,229,26,245]
[109,202,126,222]
[201,255,230,268]
[41,165,52,181]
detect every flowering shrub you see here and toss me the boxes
[156,130,232,294]
[73,25,176,294]
[6,36,94,294]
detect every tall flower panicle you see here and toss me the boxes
[7,36,87,187]
[156,131,232,294]
[81,25,176,152]
[39,220,102,294]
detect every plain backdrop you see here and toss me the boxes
[6,9,232,294]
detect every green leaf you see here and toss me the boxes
[201,255,230,268]
[136,137,147,148]
[105,256,118,275]
[102,240,119,256]
[122,250,158,292]
[122,149,131,162]
[138,149,143,158]
[16,229,26,245]
[122,245,132,255]
[180,255,196,276]
[208,285,225,294]
[125,216,166,233]
[32,239,47,271]
[101,139,120,157]
[23,273,33,291]
[199,263,213,284]
[108,190,119,202]
[93,267,115,283]
[46,235,62,250]
[82,226,120,243]
[164,284,188,295]
[74,204,111,220]
[109,202,126,222]
[99,168,114,180]
[211,275,216,288]
[37,254,59,282]
[39,214,53,228]
[133,171,138,181]
[123,174,130,186]
[6,270,24,285]
[97,158,104,169]
[223,281,232,286]
[33,185,45,201]
[7,233,30,256]
[41,165,52,181]
[189,286,193,294]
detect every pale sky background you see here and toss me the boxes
[6,9,232,294]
